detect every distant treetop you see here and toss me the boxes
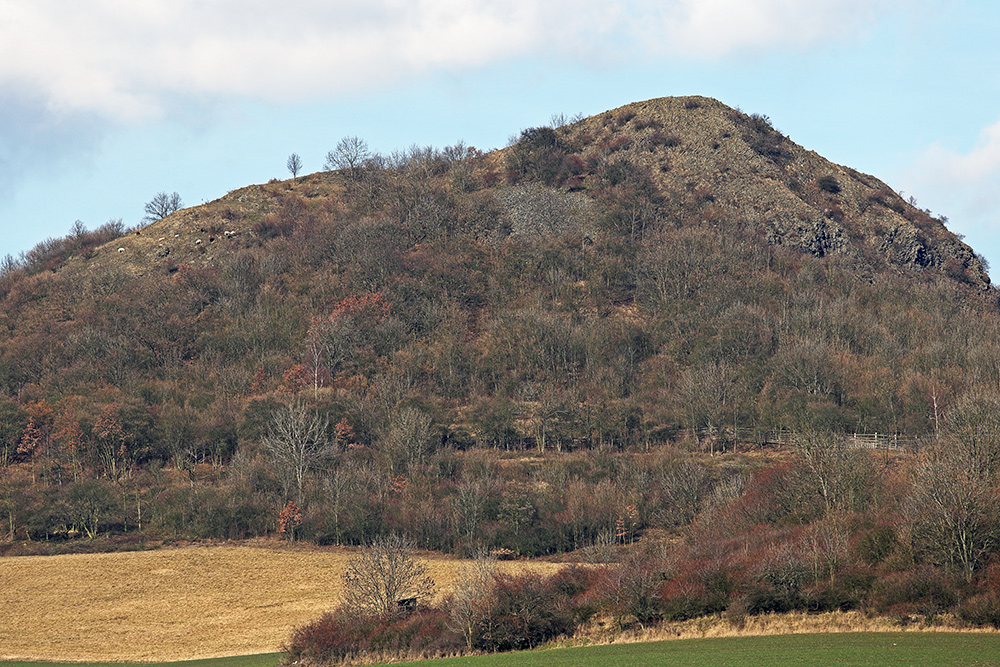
[143,191,183,222]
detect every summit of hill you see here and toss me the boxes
[86,96,989,291]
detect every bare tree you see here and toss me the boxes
[379,406,433,473]
[306,314,358,385]
[261,401,330,503]
[653,459,709,527]
[677,360,735,454]
[794,431,872,514]
[581,528,618,564]
[324,135,371,177]
[69,220,88,239]
[907,444,1000,582]
[600,552,662,629]
[904,388,1000,582]
[286,153,303,179]
[143,192,182,222]
[342,533,435,617]
[549,112,583,128]
[806,519,849,585]
[451,473,496,542]
[446,548,497,650]
[944,387,1000,476]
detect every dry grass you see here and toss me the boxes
[567,609,999,650]
[0,542,560,662]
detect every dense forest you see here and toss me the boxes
[3,96,1000,632]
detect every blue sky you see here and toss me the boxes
[2,1,999,276]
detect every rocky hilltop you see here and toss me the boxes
[561,97,987,286]
[93,96,988,291]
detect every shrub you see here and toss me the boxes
[867,187,906,213]
[958,592,1000,628]
[253,216,296,241]
[648,130,681,148]
[366,607,461,657]
[750,133,790,162]
[285,606,463,664]
[658,559,731,621]
[506,127,567,186]
[285,607,381,664]
[65,479,122,538]
[148,485,273,540]
[817,175,841,194]
[852,523,898,566]
[599,136,633,154]
[472,571,577,652]
[632,117,663,131]
[867,566,961,620]
[598,554,664,628]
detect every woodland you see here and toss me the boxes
[3,97,1000,654]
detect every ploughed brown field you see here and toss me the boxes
[0,543,561,662]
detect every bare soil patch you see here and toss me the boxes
[0,542,560,662]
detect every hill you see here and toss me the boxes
[2,97,1000,638]
[3,96,994,448]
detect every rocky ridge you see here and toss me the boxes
[88,96,989,290]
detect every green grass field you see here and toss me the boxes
[392,633,1000,667]
[4,633,1000,667]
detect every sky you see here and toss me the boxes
[2,0,999,276]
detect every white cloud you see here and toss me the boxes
[636,0,898,58]
[902,117,1000,270]
[0,1,538,120]
[0,0,905,121]
[907,118,1000,220]
[923,120,1000,186]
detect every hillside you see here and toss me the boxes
[4,96,994,441]
[3,97,1000,636]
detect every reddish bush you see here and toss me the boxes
[648,130,681,148]
[958,592,1000,628]
[631,117,664,131]
[285,606,461,664]
[866,566,961,620]
[285,608,380,664]
[253,216,296,240]
[366,607,460,657]
[600,135,633,153]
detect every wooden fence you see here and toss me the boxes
[693,426,930,454]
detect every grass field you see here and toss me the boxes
[2,633,1000,667]
[0,543,560,662]
[391,633,1000,667]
